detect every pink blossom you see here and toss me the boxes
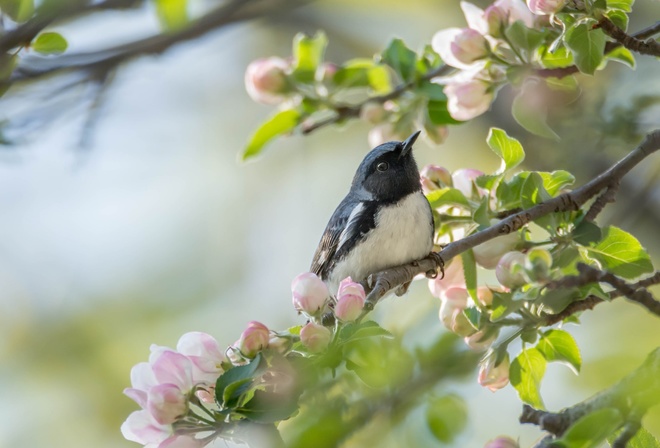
[484,5,507,37]
[464,327,499,351]
[176,332,226,384]
[495,251,527,289]
[484,436,520,448]
[494,0,535,27]
[335,277,366,322]
[432,28,489,69]
[473,230,520,269]
[439,287,476,336]
[300,322,332,353]
[159,435,205,448]
[452,168,487,198]
[460,1,490,35]
[429,256,466,298]
[421,164,452,194]
[445,80,494,121]
[244,57,290,105]
[476,286,494,307]
[121,410,172,447]
[238,321,270,358]
[124,362,157,409]
[526,0,566,15]
[268,335,292,354]
[478,352,510,391]
[147,383,188,425]
[292,272,329,316]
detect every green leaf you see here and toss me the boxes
[605,9,628,31]
[380,38,417,82]
[215,354,265,407]
[154,0,188,31]
[425,394,468,443]
[332,59,391,93]
[292,32,328,83]
[521,172,551,209]
[605,46,636,69]
[556,408,623,448]
[487,128,525,173]
[237,390,300,423]
[222,377,254,408]
[538,45,574,69]
[564,23,607,75]
[536,329,582,374]
[537,287,582,314]
[473,196,491,228]
[538,170,575,196]
[426,187,470,208]
[427,99,461,125]
[242,109,300,161]
[32,32,68,55]
[339,320,393,343]
[607,0,634,12]
[510,347,546,409]
[609,427,660,448]
[586,225,653,279]
[512,91,560,141]
[505,20,546,54]
[573,220,602,246]
[0,0,33,22]
[418,81,447,100]
[462,249,478,303]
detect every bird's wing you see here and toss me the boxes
[310,200,376,280]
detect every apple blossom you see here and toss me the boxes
[429,256,466,297]
[121,410,172,447]
[300,322,332,353]
[495,251,528,289]
[292,272,329,316]
[452,168,487,198]
[159,435,205,448]
[176,332,226,384]
[237,321,270,358]
[476,286,494,307]
[445,79,494,121]
[478,352,510,391]
[439,287,476,336]
[335,277,366,322]
[244,57,290,105]
[494,0,535,27]
[460,1,490,35]
[484,436,520,448]
[484,4,507,37]
[526,0,566,15]
[432,28,489,70]
[473,228,520,269]
[420,164,452,194]
[465,327,499,351]
[147,383,188,425]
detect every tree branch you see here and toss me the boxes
[521,348,660,446]
[364,129,660,310]
[597,18,660,57]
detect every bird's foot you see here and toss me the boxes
[425,252,444,279]
[394,281,411,297]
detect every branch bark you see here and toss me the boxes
[521,348,660,446]
[364,129,660,310]
[598,18,660,57]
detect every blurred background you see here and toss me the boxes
[0,0,659,447]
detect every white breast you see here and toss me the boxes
[328,193,433,293]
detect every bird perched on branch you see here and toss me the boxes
[311,130,438,295]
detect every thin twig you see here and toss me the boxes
[597,18,660,57]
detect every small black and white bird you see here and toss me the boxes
[310,130,435,294]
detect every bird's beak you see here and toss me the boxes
[400,130,421,159]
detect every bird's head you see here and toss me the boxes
[350,130,423,203]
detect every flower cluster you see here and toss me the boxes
[431,0,561,121]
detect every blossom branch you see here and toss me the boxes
[597,18,660,57]
[364,129,660,310]
[300,64,453,135]
[521,347,660,447]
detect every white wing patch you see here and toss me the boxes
[337,202,365,252]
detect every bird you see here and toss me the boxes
[310,130,437,295]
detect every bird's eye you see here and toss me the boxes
[376,162,389,172]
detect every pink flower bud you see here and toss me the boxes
[360,102,388,124]
[495,251,527,289]
[429,257,466,298]
[432,28,489,70]
[300,322,332,353]
[268,335,292,354]
[484,5,507,37]
[147,383,187,425]
[335,277,366,322]
[237,321,270,358]
[476,286,494,307]
[473,229,520,269]
[478,352,510,391]
[292,272,329,316]
[445,80,494,121]
[451,168,486,198]
[526,0,566,15]
[464,327,499,351]
[244,57,290,105]
[439,287,477,336]
[420,164,453,194]
[484,436,520,448]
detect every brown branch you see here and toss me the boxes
[598,18,660,57]
[363,130,660,309]
[536,20,660,79]
[584,181,619,222]
[300,64,454,135]
[522,347,660,447]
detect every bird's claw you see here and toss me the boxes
[425,252,444,279]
